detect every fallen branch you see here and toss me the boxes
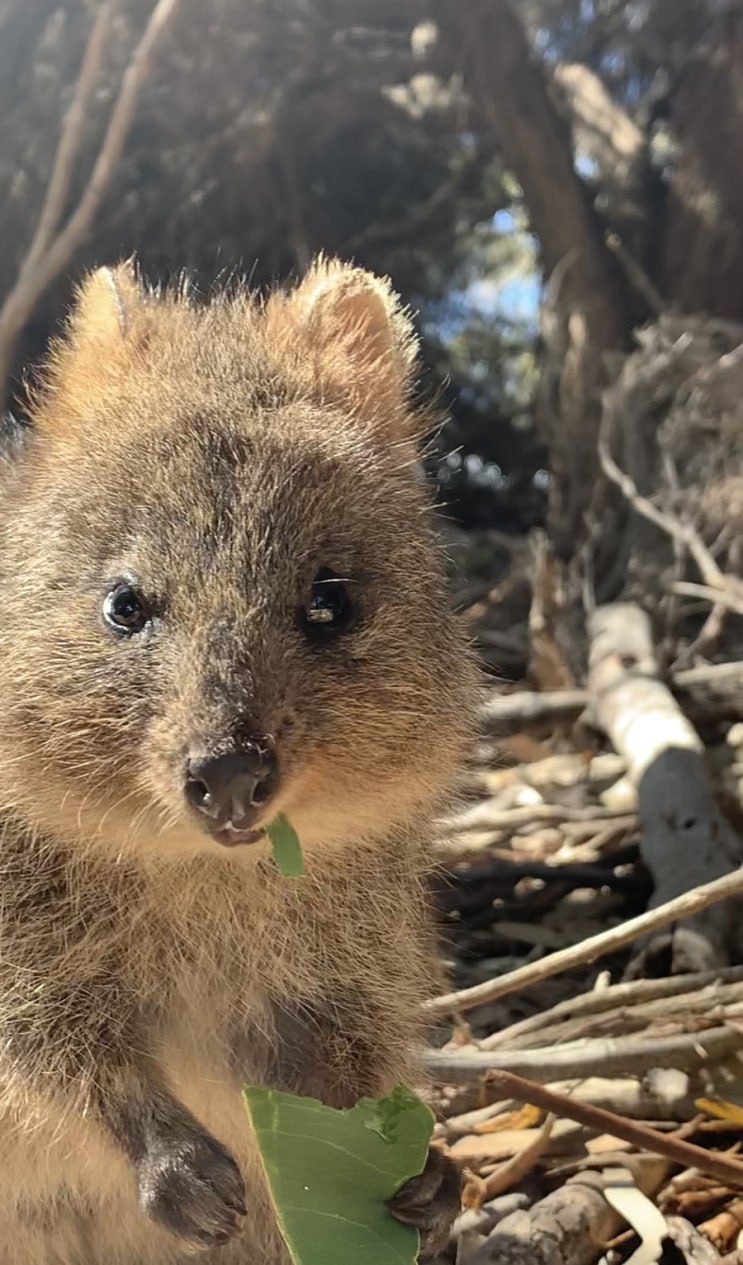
[477,1071,743,1191]
[480,689,589,731]
[674,662,743,691]
[479,1113,556,1201]
[445,1071,697,1137]
[424,1024,743,1084]
[478,994,743,1057]
[478,661,743,735]
[441,801,631,835]
[672,581,743,616]
[425,867,743,1017]
[588,603,743,972]
[529,1072,696,1123]
[468,1159,668,1265]
[479,966,743,1051]
[483,966,743,1047]
[436,819,639,862]
[469,750,626,794]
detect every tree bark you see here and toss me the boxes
[661,9,743,319]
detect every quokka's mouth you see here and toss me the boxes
[210,822,266,848]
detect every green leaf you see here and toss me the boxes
[244,1083,433,1265]
[267,814,304,877]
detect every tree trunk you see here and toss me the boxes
[433,0,632,559]
[661,8,743,319]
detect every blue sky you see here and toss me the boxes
[458,207,541,332]
[467,273,541,327]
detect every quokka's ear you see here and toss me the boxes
[269,256,421,442]
[36,260,144,427]
[70,260,141,347]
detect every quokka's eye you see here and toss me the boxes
[299,568,356,641]
[102,582,152,635]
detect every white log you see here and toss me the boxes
[588,603,743,970]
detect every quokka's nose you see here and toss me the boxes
[185,745,278,826]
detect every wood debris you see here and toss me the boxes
[426,598,743,1264]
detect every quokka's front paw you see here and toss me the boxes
[137,1127,247,1251]
[388,1145,461,1260]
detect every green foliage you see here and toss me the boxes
[267,816,304,878]
[244,1084,434,1265]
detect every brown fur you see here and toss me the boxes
[0,258,478,1263]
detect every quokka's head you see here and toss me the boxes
[0,259,477,862]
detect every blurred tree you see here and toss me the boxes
[1,0,742,559]
[0,0,542,530]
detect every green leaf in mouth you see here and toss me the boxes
[266,814,304,877]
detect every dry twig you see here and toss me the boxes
[478,662,743,735]
[441,801,630,835]
[597,427,743,615]
[479,966,743,1051]
[471,1071,743,1190]
[425,1024,743,1083]
[425,867,743,1016]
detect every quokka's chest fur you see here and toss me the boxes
[0,827,430,1261]
[0,826,430,1102]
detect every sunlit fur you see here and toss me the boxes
[0,258,478,1263]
